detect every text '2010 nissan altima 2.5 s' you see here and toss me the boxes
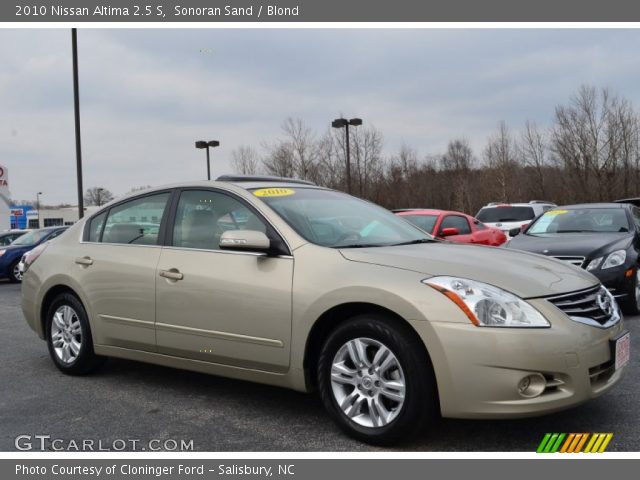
[21,176,630,445]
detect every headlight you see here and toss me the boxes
[586,257,603,271]
[0,250,5,257]
[602,250,626,269]
[423,276,550,328]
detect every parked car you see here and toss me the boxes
[0,230,27,246]
[506,203,640,314]
[476,201,556,237]
[394,209,507,246]
[0,227,67,282]
[21,177,628,444]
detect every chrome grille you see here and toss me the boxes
[551,255,585,267]
[545,285,619,327]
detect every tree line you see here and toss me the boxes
[231,85,640,215]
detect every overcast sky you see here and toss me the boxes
[2,28,640,204]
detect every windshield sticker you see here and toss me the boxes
[253,188,295,197]
[545,209,568,216]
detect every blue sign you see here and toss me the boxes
[9,204,34,229]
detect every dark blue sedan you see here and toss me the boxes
[0,227,68,282]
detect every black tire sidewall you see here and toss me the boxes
[317,314,436,445]
[45,293,101,375]
[8,259,21,283]
[622,267,640,315]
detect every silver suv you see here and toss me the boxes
[21,178,627,444]
[476,201,556,237]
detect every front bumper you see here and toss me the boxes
[409,298,627,419]
[591,265,634,300]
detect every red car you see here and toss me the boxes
[394,209,507,246]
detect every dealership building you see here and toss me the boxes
[9,205,99,230]
[2,162,99,231]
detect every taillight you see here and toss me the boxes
[23,242,49,273]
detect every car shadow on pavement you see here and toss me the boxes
[76,354,632,452]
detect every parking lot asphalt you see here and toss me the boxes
[1,280,638,452]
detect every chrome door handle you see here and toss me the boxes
[75,256,93,266]
[159,269,184,281]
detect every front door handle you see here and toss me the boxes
[159,269,184,281]
[75,256,93,266]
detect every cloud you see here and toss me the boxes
[2,28,640,203]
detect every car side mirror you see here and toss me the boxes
[440,227,460,237]
[219,230,271,253]
[509,227,521,237]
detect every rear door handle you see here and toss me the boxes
[159,269,184,281]
[74,256,93,266]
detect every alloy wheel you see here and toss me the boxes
[50,305,83,364]
[330,337,406,428]
[13,263,22,281]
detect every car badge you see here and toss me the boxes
[596,291,614,317]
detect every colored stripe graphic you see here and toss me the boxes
[538,433,613,453]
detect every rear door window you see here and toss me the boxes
[88,211,107,242]
[102,193,170,245]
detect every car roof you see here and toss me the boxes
[396,209,444,216]
[480,202,552,208]
[614,197,640,206]
[558,203,628,210]
[396,209,472,217]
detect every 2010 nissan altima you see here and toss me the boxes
[21,176,630,444]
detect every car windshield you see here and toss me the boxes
[252,187,433,248]
[400,214,438,234]
[476,206,535,223]
[11,229,48,246]
[528,208,630,234]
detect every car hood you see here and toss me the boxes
[0,244,30,253]
[339,243,598,298]
[507,232,633,259]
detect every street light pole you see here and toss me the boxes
[195,140,220,180]
[331,118,362,194]
[71,28,85,219]
[36,192,42,228]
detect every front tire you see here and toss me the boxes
[317,313,437,445]
[621,268,640,315]
[45,293,105,375]
[8,259,22,283]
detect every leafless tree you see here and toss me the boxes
[550,86,639,202]
[231,145,260,175]
[440,138,475,212]
[484,121,519,202]
[262,118,322,182]
[518,121,549,199]
[84,187,114,207]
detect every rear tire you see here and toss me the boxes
[45,293,105,375]
[317,313,437,445]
